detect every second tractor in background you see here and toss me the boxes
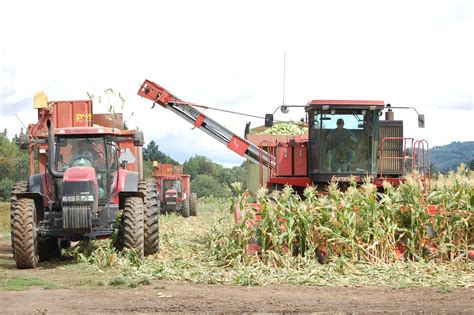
[152,163,197,217]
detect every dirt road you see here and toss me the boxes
[1,240,473,314]
[1,281,473,314]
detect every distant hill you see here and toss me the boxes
[430,141,474,173]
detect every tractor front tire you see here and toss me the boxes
[139,179,160,256]
[189,193,198,216]
[11,198,38,269]
[182,198,190,218]
[121,196,145,258]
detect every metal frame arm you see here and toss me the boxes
[138,79,274,167]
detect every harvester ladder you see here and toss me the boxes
[414,139,430,191]
[379,137,430,191]
[138,79,274,168]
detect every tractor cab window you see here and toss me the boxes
[56,137,115,202]
[163,179,182,197]
[309,110,373,177]
[56,138,107,172]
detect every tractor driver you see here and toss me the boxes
[70,140,94,167]
[326,118,358,172]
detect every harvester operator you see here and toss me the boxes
[326,118,358,172]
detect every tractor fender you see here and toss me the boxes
[118,191,144,211]
[15,192,45,221]
[117,169,143,210]
[116,169,140,193]
[28,173,53,209]
[113,170,143,208]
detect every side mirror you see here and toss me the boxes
[121,160,128,170]
[265,114,273,127]
[418,114,425,128]
[244,122,251,139]
[133,131,144,146]
[18,136,30,149]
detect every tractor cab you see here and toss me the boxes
[306,100,385,183]
[53,134,119,203]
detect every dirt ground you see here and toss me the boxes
[0,240,473,313]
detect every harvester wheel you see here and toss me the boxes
[182,198,190,217]
[10,181,28,257]
[11,198,38,269]
[121,196,145,258]
[189,193,198,216]
[139,179,160,256]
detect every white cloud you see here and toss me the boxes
[0,0,472,166]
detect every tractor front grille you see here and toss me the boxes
[63,206,92,232]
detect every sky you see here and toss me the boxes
[0,0,472,167]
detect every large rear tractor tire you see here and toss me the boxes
[120,196,145,258]
[11,198,38,269]
[139,179,160,256]
[182,198,190,218]
[189,193,198,216]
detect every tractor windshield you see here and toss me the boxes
[309,109,376,181]
[55,137,118,201]
[163,179,182,193]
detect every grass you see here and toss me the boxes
[0,277,58,291]
[0,202,9,234]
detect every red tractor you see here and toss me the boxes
[152,163,197,217]
[10,93,159,269]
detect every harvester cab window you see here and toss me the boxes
[309,110,373,176]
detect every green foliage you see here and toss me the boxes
[0,135,29,200]
[224,171,473,265]
[67,197,472,288]
[184,155,247,197]
[259,121,308,135]
[0,202,9,232]
[87,88,131,129]
[191,174,230,198]
[143,140,179,164]
[0,277,58,291]
[430,141,474,173]
[184,155,222,179]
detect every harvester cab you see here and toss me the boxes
[305,100,385,183]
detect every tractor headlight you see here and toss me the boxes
[62,195,94,202]
[80,195,94,202]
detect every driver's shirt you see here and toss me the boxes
[71,151,93,163]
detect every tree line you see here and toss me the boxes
[0,131,29,200]
[143,140,247,198]
[4,132,469,200]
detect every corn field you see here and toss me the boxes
[223,166,473,266]
[58,168,473,288]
